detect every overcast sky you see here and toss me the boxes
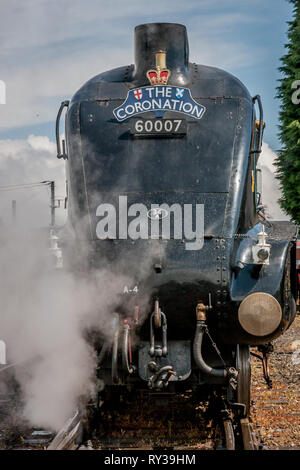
[0,0,293,145]
[0,0,293,225]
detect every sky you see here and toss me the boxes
[0,0,294,225]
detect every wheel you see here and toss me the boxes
[213,418,235,450]
[236,345,251,417]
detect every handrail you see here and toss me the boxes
[252,95,264,154]
[56,100,70,159]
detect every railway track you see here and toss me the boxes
[46,390,260,451]
[2,318,299,451]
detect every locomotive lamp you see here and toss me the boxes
[238,292,282,337]
[252,226,271,265]
[257,248,269,261]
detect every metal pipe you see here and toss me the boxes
[193,303,227,378]
[111,315,120,384]
[193,322,227,377]
[50,181,55,227]
[122,323,135,374]
[98,342,109,366]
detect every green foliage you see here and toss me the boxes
[275,0,300,223]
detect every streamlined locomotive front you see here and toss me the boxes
[56,23,297,410]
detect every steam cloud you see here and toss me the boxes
[0,225,138,430]
[258,141,289,220]
[0,133,158,430]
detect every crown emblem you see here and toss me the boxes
[146,51,171,85]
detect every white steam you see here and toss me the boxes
[0,226,133,430]
[258,142,289,220]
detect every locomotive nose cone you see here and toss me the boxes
[133,22,190,85]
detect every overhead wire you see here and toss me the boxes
[0,181,52,193]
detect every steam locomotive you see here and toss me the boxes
[56,23,297,429]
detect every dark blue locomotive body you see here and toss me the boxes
[57,23,297,406]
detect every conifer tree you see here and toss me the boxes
[276,0,300,224]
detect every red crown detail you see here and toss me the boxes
[146,69,171,85]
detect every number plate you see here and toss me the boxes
[130,118,187,136]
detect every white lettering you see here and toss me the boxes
[163,99,172,110]
[183,102,193,113]
[184,204,204,251]
[96,204,116,239]
[147,87,155,98]
[128,203,148,239]
[142,100,152,110]
[155,87,165,97]
[166,86,172,97]
[95,197,205,251]
[192,105,204,118]
[125,104,135,115]
[171,99,179,109]
[116,108,126,120]
[118,196,128,239]
[152,98,162,109]
[291,80,300,105]
[134,102,143,112]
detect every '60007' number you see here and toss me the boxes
[130,118,187,136]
